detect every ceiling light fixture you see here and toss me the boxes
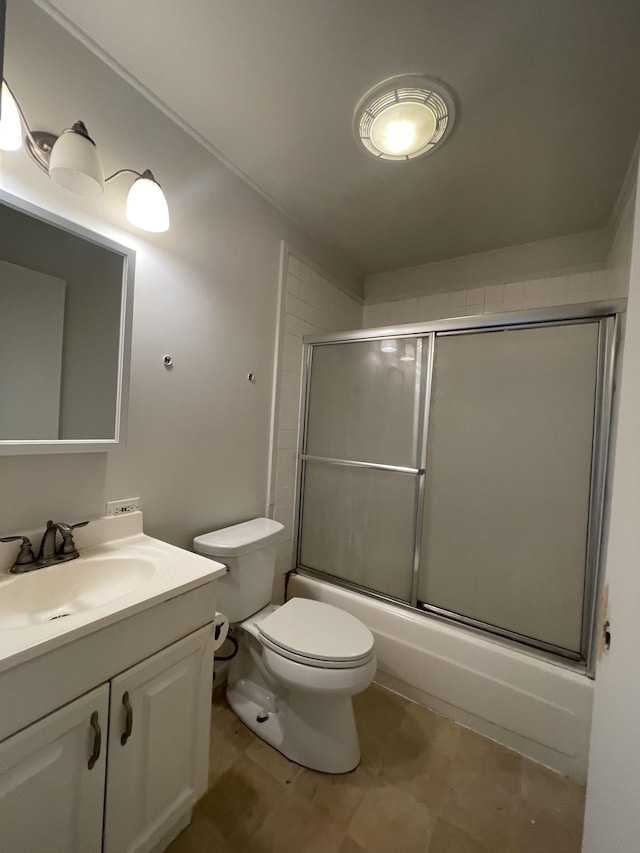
[353,74,455,161]
[380,338,397,353]
[0,80,170,232]
[400,342,416,362]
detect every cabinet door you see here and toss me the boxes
[103,624,214,853]
[0,683,109,853]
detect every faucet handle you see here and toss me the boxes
[58,521,90,533]
[0,535,36,567]
[57,521,89,556]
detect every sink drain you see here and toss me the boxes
[47,612,71,621]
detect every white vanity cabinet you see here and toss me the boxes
[0,683,110,853]
[0,623,215,853]
[103,625,214,853]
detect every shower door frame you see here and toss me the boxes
[294,300,624,675]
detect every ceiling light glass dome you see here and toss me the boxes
[353,75,455,161]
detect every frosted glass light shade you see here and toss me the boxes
[0,83,23,151]
[380,339,397,353]
[126,172,170,232]
[371,102,437,157]
[49,122,105,197]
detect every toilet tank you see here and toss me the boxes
[193,518,284,623]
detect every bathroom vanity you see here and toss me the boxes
[0,513,226,853]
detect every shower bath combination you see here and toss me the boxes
[294,301,621,674]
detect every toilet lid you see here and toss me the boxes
[257,598,374,664]
[193,517,284,557]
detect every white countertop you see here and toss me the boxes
[0,513,226,673]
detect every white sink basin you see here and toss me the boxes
[0,555,159,628]
[0,513,226,675]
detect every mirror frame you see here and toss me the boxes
[0,188,135,454]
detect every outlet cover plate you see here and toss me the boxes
[106,497,141,516]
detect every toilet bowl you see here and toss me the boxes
[193,519,376,773]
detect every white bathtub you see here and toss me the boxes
[288,574,593,782]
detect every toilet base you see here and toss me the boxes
[227,677,361,774]
[227,677,284,753]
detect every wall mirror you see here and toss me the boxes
[0,189,134,453]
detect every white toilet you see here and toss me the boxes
[193,517,376,774]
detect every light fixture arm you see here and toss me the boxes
[105,168,158,184]
[2,79,51,173]
[105,167,143,183]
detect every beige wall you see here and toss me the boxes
[0,2,361,548]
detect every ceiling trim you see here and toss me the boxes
[33,1,328,245]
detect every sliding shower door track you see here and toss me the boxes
[417,602,583,663]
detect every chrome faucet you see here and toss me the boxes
[1,519,89,573]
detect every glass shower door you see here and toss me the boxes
[296,310,615,664]
[417,322,600,656]
[298,337,426,602]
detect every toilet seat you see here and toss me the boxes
[257,598,375,670]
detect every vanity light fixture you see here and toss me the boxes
[380,338,397,353]
[353,74,455,161]
[0,80,170,232]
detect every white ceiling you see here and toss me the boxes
[38,0,640,274]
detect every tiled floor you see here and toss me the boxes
[167,684,585,852]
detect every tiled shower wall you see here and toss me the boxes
[362,268,626,328]
[269,248,362,602]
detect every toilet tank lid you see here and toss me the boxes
[193,517,284,557]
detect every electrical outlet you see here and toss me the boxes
[106,497,141,516]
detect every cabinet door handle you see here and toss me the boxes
[88,711,101,770]
[121,691,133,745]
